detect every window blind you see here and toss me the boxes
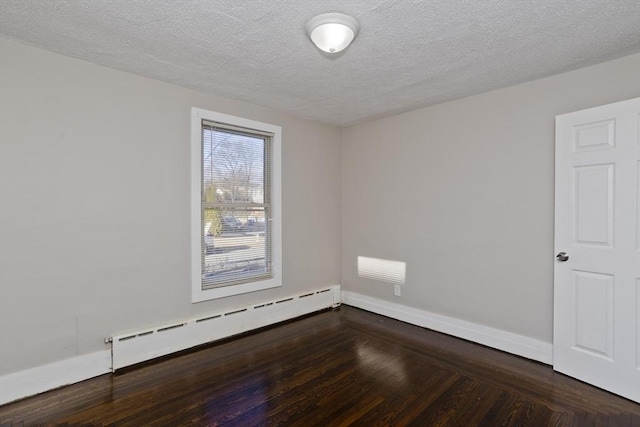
[201,121,273,289]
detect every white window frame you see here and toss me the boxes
[190,107,282,302]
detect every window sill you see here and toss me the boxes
[192,278,282,303]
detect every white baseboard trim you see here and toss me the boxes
[0,289,549,405]
[342,291,553,365]
[0,350,111,406]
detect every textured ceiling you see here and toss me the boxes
[0,0,639,126]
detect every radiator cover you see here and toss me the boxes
[110,285,341,371]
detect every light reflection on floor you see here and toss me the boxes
[356,342,407,387]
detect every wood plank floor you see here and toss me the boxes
[1,306,638,426]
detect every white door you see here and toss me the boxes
[554,97,640,402]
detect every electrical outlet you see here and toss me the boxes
[394,284,401,296]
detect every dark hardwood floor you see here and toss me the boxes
[1,305,638,426]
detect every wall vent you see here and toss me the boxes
[109,285,341,371]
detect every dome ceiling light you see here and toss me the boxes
[305,13,360,54]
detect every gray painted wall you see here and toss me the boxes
[341,53,640,342]
[1,36,639,378]
[0,38,342,375]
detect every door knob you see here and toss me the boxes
[556,252,569,262]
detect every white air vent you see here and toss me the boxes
[110,285,341,371]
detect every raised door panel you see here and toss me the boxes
[574,119,615,152]
[572,271,613,359]
[574,164,614,247]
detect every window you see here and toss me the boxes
[191,108,281,302]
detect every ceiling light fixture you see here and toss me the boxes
[306,13,359,54]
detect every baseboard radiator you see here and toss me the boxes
[109,285,341,371]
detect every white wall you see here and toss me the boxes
[0,38,342,376]
[342,53,640,343]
